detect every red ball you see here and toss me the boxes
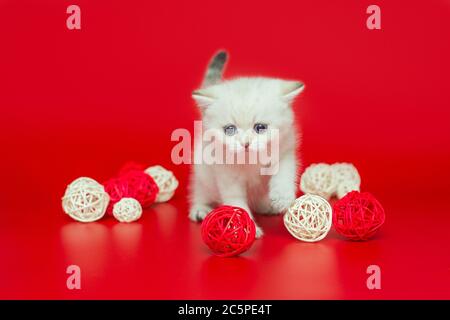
[201,206,256,257]
[121,170,159,208]
[104,171,159,215]
[103,177,130,215]
[332,191,385,241]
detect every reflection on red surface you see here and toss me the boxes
[151,203,179,241]
[61,222,110,292]
[262,242,341,299]
[200,256,259,298]
[61,223,109,267]
[112,223,143,258]
[0,192,449,299]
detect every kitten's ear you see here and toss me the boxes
[192,88,215,108]
[281,81,305,103]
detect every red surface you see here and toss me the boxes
[0,0,449,299]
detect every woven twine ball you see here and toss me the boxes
[300,163,337,199]
[113,197,143,223]
[62,177,110,222]
[332,163,361,199]
[123,170,159,207]
[201,206,256,257]
[283,194,333,242]
[144,165,179,202]
[333,191,385,241]
[103,176,131,215]
[104,170,158,215]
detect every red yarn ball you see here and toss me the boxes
[201,206,256,257]
[332,191,385,241]
[103,178,125,215]
[123,170,158,207]
[104,170,158,215]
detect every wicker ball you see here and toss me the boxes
[201,206,256,257]
[300,163,337,199]
[113,197,143,222]
[336,181,360,200]
[332,163,361,199]
[283,194,332,242]
[62,177,110,222]
[103,177,130,215]
[144,165,179,202]
[122,170,159,207]
[333,191,385,241]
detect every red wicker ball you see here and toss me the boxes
[201,206,256,257]
[103,177,130,215]
[332,191,385,241]
[122,170,158,207]
[103,170,158,215]
[118,161,146,176]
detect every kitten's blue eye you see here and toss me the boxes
[224,124,237,136]
[254,123,268,134]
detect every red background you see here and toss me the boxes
[0,0,449,299]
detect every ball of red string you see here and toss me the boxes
[104,170,158,215]
[123,170,158,207]
[332,191,385,241]
[201,206,256,257]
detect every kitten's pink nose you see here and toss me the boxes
[244,142,250,149]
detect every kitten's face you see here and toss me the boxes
[193,77,303,155]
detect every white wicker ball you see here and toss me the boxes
[332,163,361,199]
[62,177,110,222]
[144,165,179,202]
[336,180,360,199]
[284,194,332,242]
[113,197,143,223]
[300,163,337,199]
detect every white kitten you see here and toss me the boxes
[189,51,304,238]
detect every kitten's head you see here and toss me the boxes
[192,77,304,154]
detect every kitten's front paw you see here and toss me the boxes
[254,198,278,215]
[269,190,295,213]
[255,225,264,239]
[189,204,212,222]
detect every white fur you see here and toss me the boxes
[189,77,303,238]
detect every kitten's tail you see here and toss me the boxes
[202,50,228,87]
